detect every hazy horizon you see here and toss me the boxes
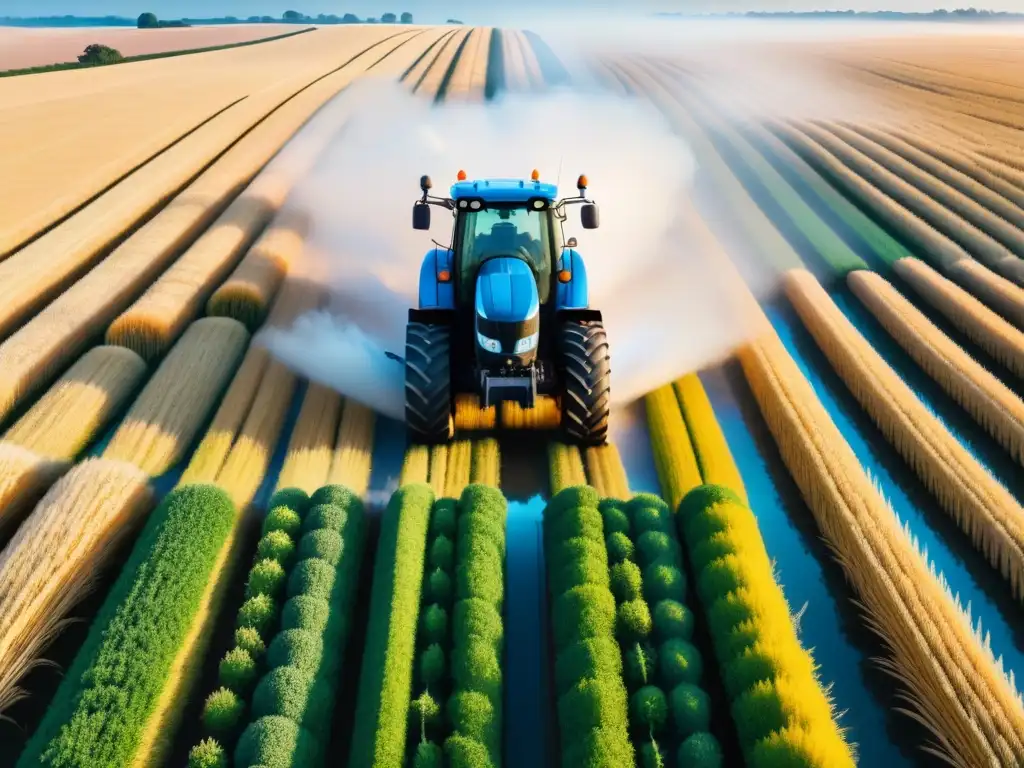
[5,0,1024,25]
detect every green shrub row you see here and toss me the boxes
[443,484,508,767]
[677,485,853,766]
[348,483,435,768]
[406,497,458,766]
[185,487,311,766]
[601,493,724,768]
[542,486,634,767]
[233,484,368,767]
[18,485,238,767]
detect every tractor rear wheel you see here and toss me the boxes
[405,321,453,444]
[558,319,611,445]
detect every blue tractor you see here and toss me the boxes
[403,169,610,445]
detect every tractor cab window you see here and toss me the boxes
[455,205,554,304]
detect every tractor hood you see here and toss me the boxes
[474,258,539,323]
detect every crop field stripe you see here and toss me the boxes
[845,122,1024,232]
[0,445,68,545]
[0,29,423,428]
[348,483,434,767]
[400,445,431,486]
[0,96,247,263]
[103,28,431,362]
[0,459,153,718]
[892,257,1024,380]
[541,487,633,764]
[849,269,1024,468]
[672,374,747,502]
[521,30,571,87]
[786,269,1024,599]
[815,120,1024,266]
[102,318,250,477]
[740,327,1024,765]
[325,400,376,497]
[441,27,493,101]
[622,60,802,275]
[3,345,147,462]
[15,484,238,766]
[548,442,587,495]
[274,384,343,495]
[582,443,630,499]
[433,27,475,103]
[645,384,702,511]
[401,28,458,83]
[412,27,468,95]
[738,122,913,271]
[470,438,500,487]
[676,82,867,277]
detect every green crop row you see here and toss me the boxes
[543,486,634,767]
[406,496,458,766]
[349,483,435,768]
[228,484,368,767]
[602,493,725,768]
[443,484,508,767]
[19,484,238,767]
[677,485,854,766]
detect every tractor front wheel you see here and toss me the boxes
[558,319,611,445]
[405,321,453,444]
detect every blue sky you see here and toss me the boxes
[6,1,1024,22]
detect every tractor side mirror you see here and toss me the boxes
[566,237,578,248]
[581,203,600,230]
[413,203,431,230]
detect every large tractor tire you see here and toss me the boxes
[405,321,453,444]
[558,319,611,445]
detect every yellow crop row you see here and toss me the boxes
[274,383,343,494]
[673,374,747,502]
[583,443,629,499]
[0,459,153,716]
[471,438,501,487]
[0,446,67,544]
[415,27,471,96]
[645,383,702,510]
[103,318,249,476]
[326,400,376,497]
[403,28,459,91]
[442,439,473,497]
[453,394,497,430]
[549,442,586,494]
[400,444,430,486]
[849,269,1024,466]
[893,258,1024,379]
[739,328,1024,766]
[786,269,1024,599]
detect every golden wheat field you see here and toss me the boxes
[4,17,1024,768]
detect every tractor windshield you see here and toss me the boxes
[454,205,555,304]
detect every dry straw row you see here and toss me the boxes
[786,269,1024,600]
[414,27,471,95]
[103,318,250,476]
[274,382,343,494]
[843,122,1024,231]
[814,120,1024,271]
[0,458,153,716]
[470,438,500,487]
[849,269,1024,466]
[3,346,147,461]
[327,399,376,496]
[582,443,630,499]
[739,328,1024,767]
[105,74,357,361]
[893,258,1024,379]
[441,27,493,100]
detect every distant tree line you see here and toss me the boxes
[137,12,190,28]
[655,7,1024,20]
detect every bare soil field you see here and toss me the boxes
[0,24,301,70]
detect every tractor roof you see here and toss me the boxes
[450,178,558,204]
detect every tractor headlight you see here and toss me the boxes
[514,332,539,354]
[477,331,501,354]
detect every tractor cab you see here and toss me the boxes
[405,170,609,446]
